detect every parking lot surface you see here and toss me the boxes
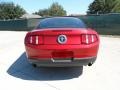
[0,31,120,90]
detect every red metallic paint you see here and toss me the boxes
[25,28,99,61]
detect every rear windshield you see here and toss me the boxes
[36,17,86,29]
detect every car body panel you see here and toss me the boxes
[24,17,100,67]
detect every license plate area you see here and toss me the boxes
[52,51,73,62]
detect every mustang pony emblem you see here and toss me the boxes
[57,35,67,44]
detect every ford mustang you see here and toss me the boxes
[24,17,100,67]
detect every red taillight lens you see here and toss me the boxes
[25,35,43,45]
[81,34,98,44]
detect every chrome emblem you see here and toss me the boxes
[58,35,67,44]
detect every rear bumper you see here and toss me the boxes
[25,44,99,59]
[25,43,99,67]
[28,56,97,67]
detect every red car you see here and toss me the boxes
[24,17,99,67]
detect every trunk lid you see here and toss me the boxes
[31,28,87,45]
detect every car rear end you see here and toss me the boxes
[25,28,99,67]
[24,17,100,67]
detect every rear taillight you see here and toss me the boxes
[81,34,98,44]
[25,35,43,45]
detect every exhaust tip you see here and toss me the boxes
[88,62,93,66]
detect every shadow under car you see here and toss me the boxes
[7,52,83,81]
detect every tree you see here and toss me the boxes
[49,2,66,16]
[0,2,26,20]
[87,0,120,14]
[34,2,66,16]
[34,9,49,17]
[112,0,120,12]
